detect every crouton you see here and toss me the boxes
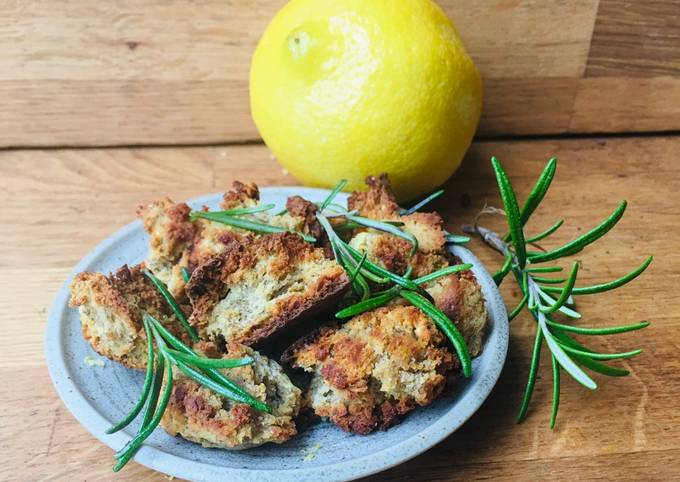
[186,232,349,347]
[347,174,446,253]
[347,174,488,356]
[137,182,322,298]
[283,306,457,435]
[68,264,191,369]
[162,342,301,449]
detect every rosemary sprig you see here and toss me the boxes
[335,263,473,319]
[105,319,156,435]
[316,180,473,377]
[465,156,652,428]
[147,316,267,410]
[110,315,266,471]
[109,269,269,472]
[190,210,316,243]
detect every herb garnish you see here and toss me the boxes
[314,181,475,377]
[190,210,316,243]
[463,156,652,428]
[109,277,268,471]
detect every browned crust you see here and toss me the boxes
[220,181,260,209]
[136,199,195,261]
[361,234,449,278]
[138,183,329,300]
[286,195,323,240]
[401,211,446,252]
[246,271,346,346]
[69,264,190,369]
[345,174,487,357]
[434,270,487,357]
[281,325,336,366]
[186,232,349,346]
[284,305,457,435]
[347,173,401,219]
[348,174,446,254]
[162,343,300,448]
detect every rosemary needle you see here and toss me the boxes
[492,156,527,268]
[180,266,191,283]
[335,288,400,318]
[191,211,316,243]
[545,320,650,336]
[526,219,564,243]
[346,214,419,255]
[114,354,173,471]
[164,348,254,369]
[401,290,472,377]
[412,263,473,284]
[550,355,560,429]
[144,315,270,412]
[105,319,156,434]
[142,269,198,342]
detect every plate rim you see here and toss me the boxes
[45,186,509,482]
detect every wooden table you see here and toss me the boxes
[2,1,679,481]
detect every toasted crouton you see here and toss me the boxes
[69,264,191,369]
[162,342,301,449]
[136,198,195,297]
[283,305,457,435]
[346,173,401,219]
[347,174,488,356]
[137,182,322,298]
[348,174,446,253]
[186,232,349,347]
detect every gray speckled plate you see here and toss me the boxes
[45,187,508,482]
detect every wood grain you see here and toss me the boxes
[8,0,680,146]
[1,135,679,481]
[586,0,680,77]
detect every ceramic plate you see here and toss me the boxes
[45,187,509,482]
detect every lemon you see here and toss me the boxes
[250,0,482,201]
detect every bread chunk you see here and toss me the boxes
[187,232,349,346]
[69,264,190,369]
[347,174,488,356]
[347,174,446,253]
[162,342,301,449]
[137,182,321,298]
[283,306,457,434]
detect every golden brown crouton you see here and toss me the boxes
[69,264,190,369]
[347,173,401,219]
[137,182,322,298]
[346,174,488,357]
[136,198,195,297]
[220,181,260,209]
[186,232,349,347]
[283,306,457,435]
[347,233,486,355]
[348,174,446,254]
[162,343,301,449]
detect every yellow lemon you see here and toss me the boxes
[250,0,482,201]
